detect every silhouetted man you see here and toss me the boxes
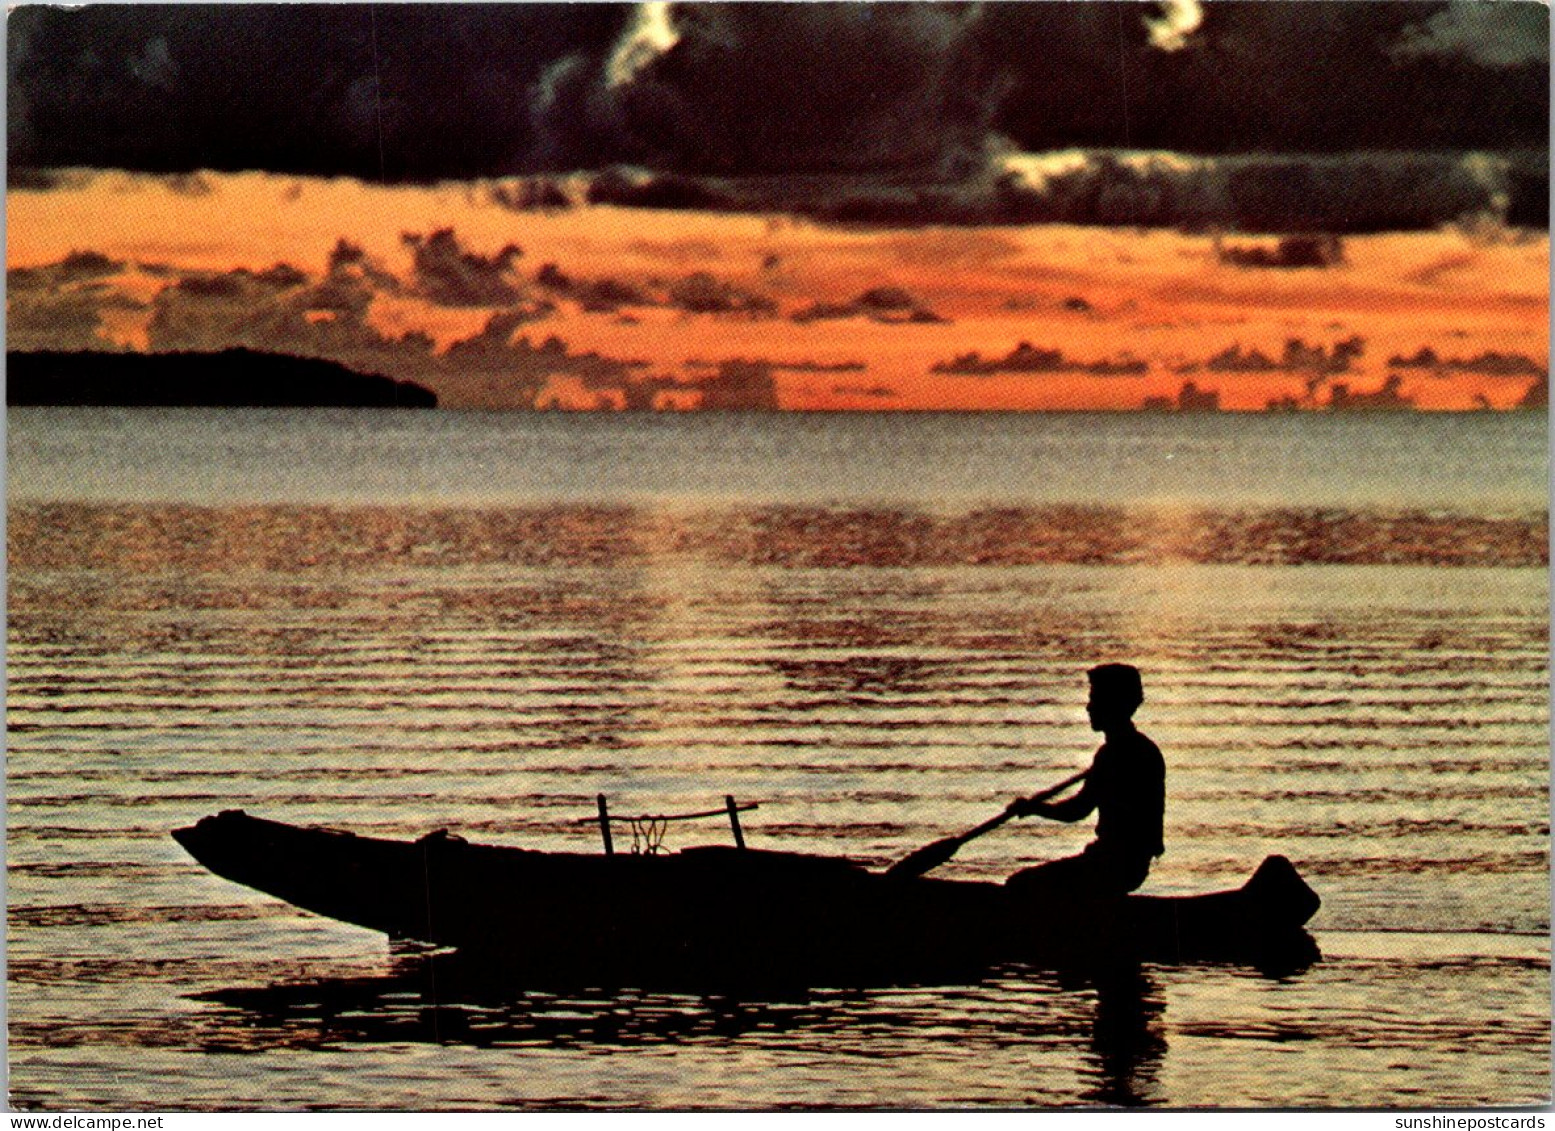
[1006,664,1164,899]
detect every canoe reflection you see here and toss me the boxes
[188,949,1185,1106]
[1083,965,1169,1107]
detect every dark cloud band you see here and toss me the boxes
[9,2,1548,224]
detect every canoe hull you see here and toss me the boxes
[173,810,1320,984]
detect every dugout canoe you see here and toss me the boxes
[173,810,1321,984]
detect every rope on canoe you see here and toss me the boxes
[629,815,669,855]
[579,797,763,855]
[572,801,761,829]
[573,801,761,825]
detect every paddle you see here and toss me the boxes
[883,768,1088,880]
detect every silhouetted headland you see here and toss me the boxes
[7,349,437,407]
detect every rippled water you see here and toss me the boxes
[7,409,1549,1109]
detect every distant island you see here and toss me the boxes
[7,349,437,408]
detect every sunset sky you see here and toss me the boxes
[8,2,1549,411]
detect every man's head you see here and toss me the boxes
[1086,663,1144,731]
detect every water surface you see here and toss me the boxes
[8,409,1549,1109]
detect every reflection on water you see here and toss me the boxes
[9,501,1549,571]
[1085,966,1169,1107]
[187,950,1173,1109]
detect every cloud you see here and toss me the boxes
[666,272,776,316]
[534,263,649,312]
[792,287,947,326]
[324,239,401,299]
[583,149,1545,232]
[1144,0,1204,52]
[442,313,566,367]
[532,260,772,315]
[684,357,866,374]
[543,3,1000,178]
[995,150,1544,233]
[6,249,137,350]
[1516,372,1547,409]
[932,342,1148,377]
[163,172,215,197]
[1388,347,1547,377]
[692,360,779,411]
[7,5,634,181]
[7,290,116,352]
[1180,337,1367,406]
[990,1,1546,155]
[16,3,1542,184]
[112,234,627,408]
[558,357,783,410]
[485,177,579,212]
[1215,234,1345,269]
[606,1,680,89]
[833,384,897,400]
[252,264,311,290]
[1144,380,1220,413]
[6,4,1547,230]
[1328,375,1415,412]
[1202,337,1366,376]
[9,250,126,291]
[401,229,524,307]
[6,168,94,192]
[1392,3,1549,68]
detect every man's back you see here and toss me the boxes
[1088,728,1165,863]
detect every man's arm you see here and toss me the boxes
[1008,777,1095,822]
[1030,784,1095,822]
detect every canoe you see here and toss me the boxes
[173,810,1321,985]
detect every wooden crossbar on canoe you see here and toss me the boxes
[572,800,762,826]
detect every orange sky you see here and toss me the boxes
[7,172,1549,411]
